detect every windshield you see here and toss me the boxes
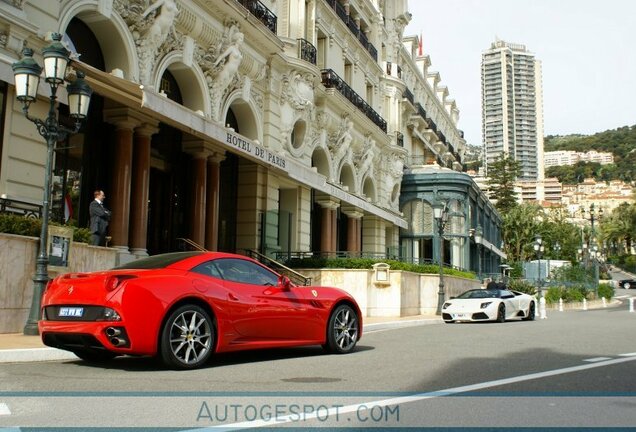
[113,252,203,270]
[457,289,500,299]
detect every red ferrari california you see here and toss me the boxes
[39,252,362,369]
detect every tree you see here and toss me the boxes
[486,154,521,213]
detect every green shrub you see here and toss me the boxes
[508,279,536,295]
[544,285,588,304]
[0,213,90,243]
[597,283,614,300]
[287,257,475,279]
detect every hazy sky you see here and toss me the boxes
[405,0,636,147]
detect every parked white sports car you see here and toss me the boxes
[442,288,536,323]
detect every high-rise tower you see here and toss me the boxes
[481,40,544,181]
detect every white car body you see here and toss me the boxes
[442,289,536,323]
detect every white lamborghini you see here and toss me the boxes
[442,288,536,323]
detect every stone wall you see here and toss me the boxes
[300,268,480,317]
[0,233,118,333]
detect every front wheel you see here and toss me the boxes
[160,304,214,369]
[496,304,506,323]
[324,304,359,354]
[523,302,536,321]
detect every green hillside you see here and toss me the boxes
[544,125,636,184]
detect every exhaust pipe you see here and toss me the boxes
[106,327,121,337]
[110,337,125,346]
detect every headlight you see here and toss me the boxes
[443,302,452,309]
[96,307,121,321]
[480,302,492,309]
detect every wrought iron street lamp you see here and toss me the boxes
[474,225,483,282]
[12,34,93,335]
[533,234,544,299]
[433,202,449,315]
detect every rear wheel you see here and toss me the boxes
[523,302,536,321]
[160,304,214,369]
[324,304,359,354]
[496,304,506,323]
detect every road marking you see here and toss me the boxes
[0,402,11,416]
[183,355,636,431]
[583,357,612,362]
[619,352,636,357]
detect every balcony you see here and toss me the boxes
[415,103,427,120]
[236,0,277,34]
[297,38,317,65]
[321,69,387,132]
[323,0,378,61]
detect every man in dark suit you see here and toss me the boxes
[89,190,111,246]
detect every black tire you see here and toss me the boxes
[324,304,359,354]
[160,304,214,369]
[496,303,506,323]
[523,302,536,321]
[73,349,117,362]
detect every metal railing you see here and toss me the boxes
[0,197,43,219]
[297,38,317,65]
[176,238,207,252]
[403,88,414,105]
[322,0,378,61]
[245,249,312,286]
[320,68,387,132]
[236,0,277,34]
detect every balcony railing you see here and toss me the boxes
[323,0,378,61]
[403,88,414,105]
[297,38,317,65]
[321,69,387,132]
[236,0,277,34]
[0,197,42,219]
[415,103,426,119]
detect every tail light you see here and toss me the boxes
[104,275,137,292]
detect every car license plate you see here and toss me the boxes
[59,307,84,317]
[453,313,466,319]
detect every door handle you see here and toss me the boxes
[228,293,239,301]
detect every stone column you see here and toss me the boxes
[205,152,225,251]
[108,118,138,254]
[129,123,158,258]
[190,153,208,247]
[342,206,364,254]
[316,198,340,256]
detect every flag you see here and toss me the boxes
[64,194,73,222]
[418,32,423,56]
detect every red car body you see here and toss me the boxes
[39,252,362,369]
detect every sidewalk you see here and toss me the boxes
[0,314,441,364]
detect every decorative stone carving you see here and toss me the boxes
[353,134,375,176]
[1,0,24,8]
[114,0,180,85]
[281,70,314,112]
[208,24,244,120]
[328,115,353,166]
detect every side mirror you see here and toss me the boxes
[279,275,293,290]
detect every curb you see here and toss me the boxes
[0,347,77,364]
[364,317,441,332]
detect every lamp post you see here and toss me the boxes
[474,225,483,282]
[433,202,449,315]
[12,34,93,335]
[591,242,600,296]
[533,235,544,299]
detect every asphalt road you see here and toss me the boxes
[1,299,635,429]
